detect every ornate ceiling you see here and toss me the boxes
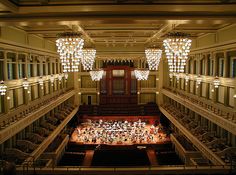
[0,0,236,59]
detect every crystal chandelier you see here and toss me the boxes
[82,48,96,70]
[0,81,7,96]
[90,70,104,81]
[38,76,44,89]
[196,74,202,88]
[134,69,149,80]
[163,32,192,73]
[22,78,29,90]
[56,32,84,72]
[145,48,162,70]
[185,74,190,85]
[213,76,220,88]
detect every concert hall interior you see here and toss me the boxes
[0,0,236,175]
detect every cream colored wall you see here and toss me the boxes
[197,33,216,48]
[140,93,156,104]
[218,25,236,43]
[0,26,56,52]
[1,26,26,45]
[28,34,44,49]
[140,75,156,88]
[193,24,236,48]
[81,75,97,88]
[81,94,97,105]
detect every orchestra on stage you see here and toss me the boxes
[71,119,169,145]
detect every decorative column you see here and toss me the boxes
[223,51,228,78]
[15,53,19,79]
[213,52,218,76]
[3,51,8,81]
[157,59,164,106]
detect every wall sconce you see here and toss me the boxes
[22,78,29,90]
[0,81,7,96]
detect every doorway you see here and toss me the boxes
[88,96,92,105]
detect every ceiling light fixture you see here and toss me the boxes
[134,69,149,80]
[163,32,191,74]
[82,48,96,70]
[56,32,84,72]
[90,70,104,81]
[145,48,162,70]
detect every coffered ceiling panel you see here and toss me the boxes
[0,0,236,59]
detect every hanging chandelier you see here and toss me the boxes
[22,78,29,90]
[196,74,202,88]
[0,81,7,96]
[90,70,104,81]
[134,69,149,80]
[163,32,192,73]
[38,76,44,89]
[82,48,96,70]
[213,76,220,88]
[56,32,84,72]
[145,48,162,70]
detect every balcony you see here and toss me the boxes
[0,89,76,144]
[2,104,78,165]
[161,88,236,135]
[160,104,235,165]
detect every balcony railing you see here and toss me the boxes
[0,89,76,144]
[160,105,225,165]
[161,88,236,135]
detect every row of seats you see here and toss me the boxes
[0,104,75,165]
[0,90,69,130]
[161,103,235,164]
[165,87,236,123]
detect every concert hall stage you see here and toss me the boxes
[71,115,170,146]
[79,115,160,125]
